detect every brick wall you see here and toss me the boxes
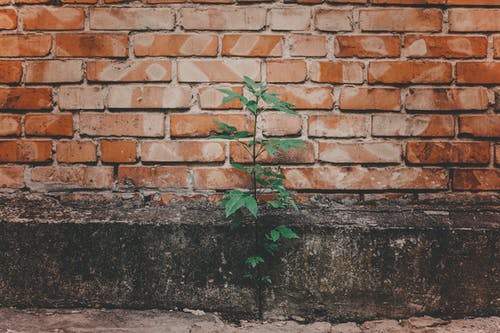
[0,0,499,199]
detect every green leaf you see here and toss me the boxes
[243,196,258,218]
[246,100,258,114]
[224,192,246,217]
[243,273,254,280]
[264,242,278,255]
[243,76,258,94]
[245,256,264,268]
[218,89,248,105]
[231,163,252,174]
[213,120,237,135]
[275,225,299,239]
[259,275,272,284]
[270,229,280,242]
[234,131,250,138]
[268,200,285,209]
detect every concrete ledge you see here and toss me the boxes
[0,194,499,321]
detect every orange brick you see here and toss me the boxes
[87,60,171,82]
[404,35,488,59]
[0,9,17,30]
[230,141,315,164]
[118,166,188,188]
[170,114,252,138]
[56,34,128,58]
[107,85,191,109]
[22,7,84,30]
[406,88,488,111]
[314,9,352,32]
[181,8,266,30]
[308,115,368,138]
[267,60,307,83]
[261,112,302,137]
[80,113,165,137]
[496,145,500,165]
[193,168,251,190]
[453,169,500,191]
[371,0,444,3]
[58,86,105,110]
[447,0,499,4]
[0,61,22,84]
[90,8,175,30]
[406,142,489,165]
[0,88,52,111]
[340,87,401,111]
[0,35,52,57]
[289,34,327,57]
[198,85,243,110]
[0,166,24,189]
[459,115,500,138]
[310,61,364,84]
[270,7,311,31]
[318,142,402,164]
[100,140,137,163]
[222,34,283,57]
[141,141,225,163]
[31,166,114,189]
[495,36,500,59]
[335,35,401,58]
[360,8,442,32]
[177,60,261,83]
[14,0,50,3]
[268,86,334,109]
[25,60,83,83]
[0,140,52,162]
[372,115,455,137]
[368,61,452,84]
[449,9,500,32]
[25,113,73,137]
[62,0,98,3]
[456,62,500,84]
[56,140,97,163]
[145,0,186,2]
[0,115,21,137]
[133,34,218,57]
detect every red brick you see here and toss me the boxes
[271,7,311,31]
[262,113,302,137]
[314,9,352,32]
[107,85,191,109]
[268,86,334,110]
[0,166,24,189]
[87,60,171,82]
[335,35,401,58]
[406,88,488,111]
[289,34,327,57]
[283,166,448,190]
[0,35,52,57]
[222,34,283,57]
[360,8,442,32]
[267,60,307,83]
[141,141,225,163]
[145,0,186,2]
[25,60,83,83]
[56,140,97,163]
[100,140,137,163]
[407,142,490,165]
[318,142,402,164]
[230,141,315,164]
[178,60,261,83]
[22,7,84,30]
[62,0,97,3]
[404,35,488,59]
[181,8,266,30]
[118,166,188,189]
[90,8,175,30]
[0,140,52,162]
[340,87,401,111]
[496,145,500,165]
[368,61,452,84]
[25,113,73,137]
[310,61,364,84]
[372,115,455,137]
[0,9,17,30]
[58,86,105,110]
[193,168,251,190]
[170,114,253,138]
[456,62,500,84]
[14,0,49,3]
[371,0,444,3]
[459,115,500,138]
[308,115,368,138]
[56,34,128,58]
[447,0,499,4]
[495,36,500,59]
[0,61,22,84]
[198,85,243,109]
[0,88,52,111]
[449,9,500,32]
[133,34,218,57]
[31,166,114,189]
[453,169,500,191]
[0,115,21,137]
[80,113,165,137]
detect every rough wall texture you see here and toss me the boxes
[0,0,499,198]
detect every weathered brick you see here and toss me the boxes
[372,115,455,137]
[90,8,175,30]
[181,8,266,30]
[268,86,334,109]
[406,141,489,165]
[262,112,302,137]
[449,9,500,32]
[22,7,84,30]
[283,166,448,190]
[0,9,17,30]
[170,114,252,138]
[56,140,97,163]
[230,141,315,164]
[25,60,83,83]
[25,113,73,137]
[0,61,22,84]
[335,35,401,58]
[340,87,400,111]
[198,85,243,109]
[447,0,499,4]
[80,113,165,137]
[314,9,352,32]
[0,35,52,57]
[308,115,368,138]
[271,7,310,31]
[406,88,489,111]
[0,140,52,162]
[0,166,24,189]
[459,115,500,138]
[453,169,500,191]
[107,85,191,109]
[177,60,261,83]
[141,141,225,163]
[100,140,137,163]
[319,142,401,164]
[456,62,500,84]
[118,166,188,188]
[87,60,171,82]
[310,61,364,84]
[404,35,488,59]
[267,60,307,83]
[0,115,21,137]
[289,34,327,57]
[193,168,251,190]
[371,0,444,3]
[58,86,105,110]
[360,8,442,32]
[495,36,500,59]
[222,34,283,57]
[133,34,218,57]
[368,61,452,84]
[0,88,52,111]
[56,34,128,58]
[496,145,500,165]
[31,166,114,189]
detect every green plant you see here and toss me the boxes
[211,76,308,319]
